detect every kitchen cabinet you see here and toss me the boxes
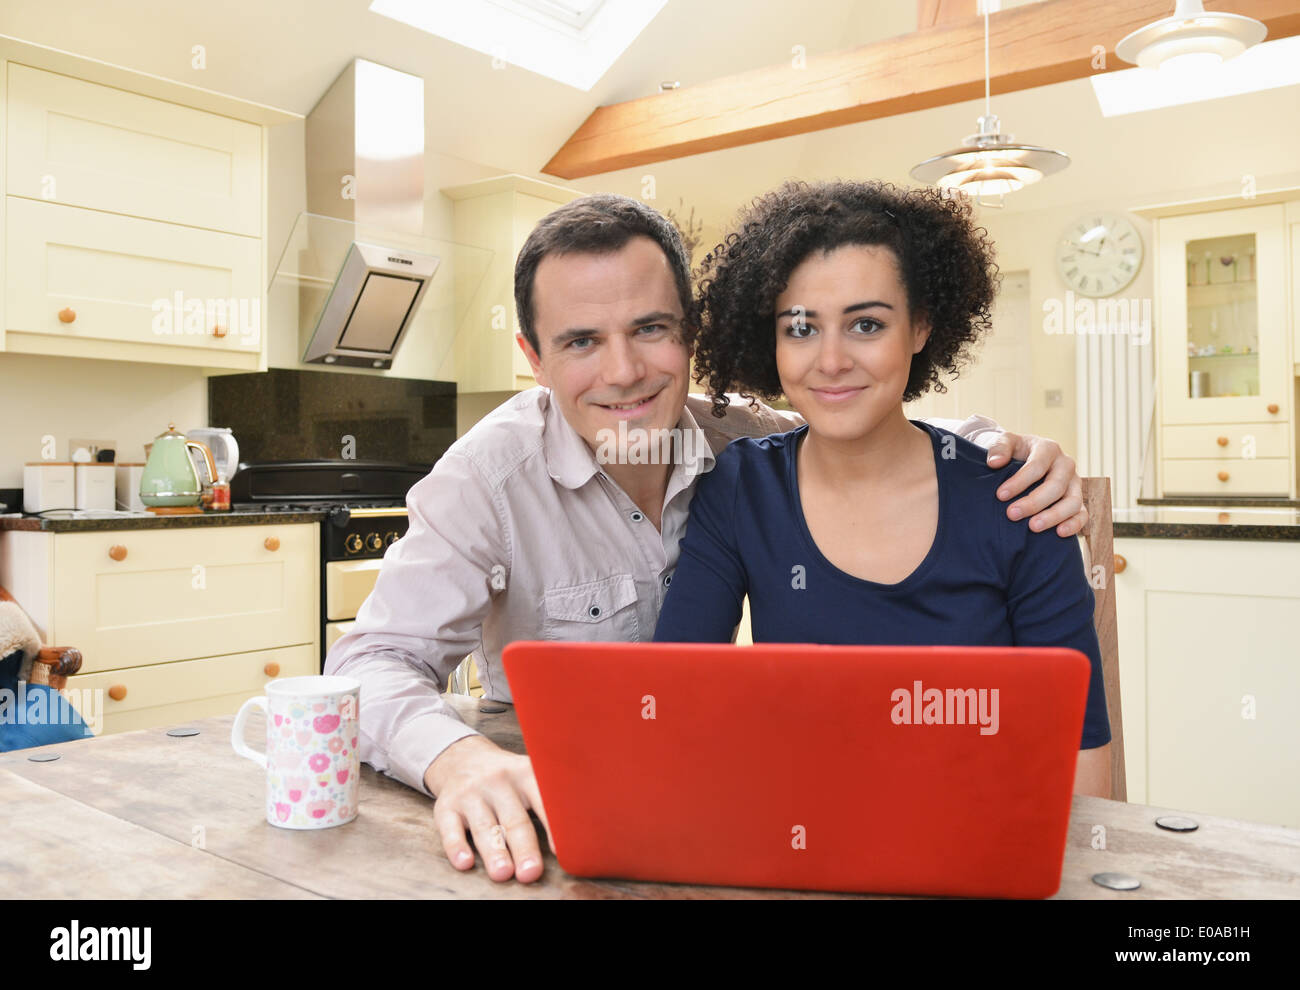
[1113,536,1300,828]
[0,522,319,735]
[1292,204,1300,378]
[442,174,581,393]
[1143,195,1299,496]
[5,197,262,368]
[5,63,262,236]
[0,39,289,372]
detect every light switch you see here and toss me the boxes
[1045,389,1063,408]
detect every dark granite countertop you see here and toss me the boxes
[1114,506,1300,541]
[1138,495,1300,508]
[7,505,1295,540]
[0,508,327,532]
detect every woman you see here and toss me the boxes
[653,180,1110,796]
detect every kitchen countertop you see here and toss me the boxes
[0,507,328,531]
[1113,505,1300,541]
[2,695,1296,899]
[1139,496,1300,508]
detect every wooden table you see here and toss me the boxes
[2,695,1297,899]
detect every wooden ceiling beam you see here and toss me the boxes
[543,0,1300,179]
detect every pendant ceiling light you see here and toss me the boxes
[910,4,1069,201]
[1116,0,1267,71]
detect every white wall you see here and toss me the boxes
[0,353,208,487]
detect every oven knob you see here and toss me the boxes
[365,532,383,552]
[344,533,363,554]
[384,531,400,547]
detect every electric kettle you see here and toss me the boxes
[140,424,216,509]
[186,427,240,484]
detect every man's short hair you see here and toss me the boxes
[513,194,694,353]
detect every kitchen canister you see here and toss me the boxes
[23,462,75,513]
[231,675,361,829]
[74,462,115,511]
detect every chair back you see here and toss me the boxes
[1079,478,1127,802]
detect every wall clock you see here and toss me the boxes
[1056,213,1143,297]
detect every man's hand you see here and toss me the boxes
[424,734,552,883]
[984,432,1088,538]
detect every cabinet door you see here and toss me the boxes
[1114,537,1300,828]
[66,644,317,735]
[5,62,261,236]
[5,196,262,369]
[1158,205,1289,426]
[52,524,318,673]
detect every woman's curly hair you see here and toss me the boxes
[691,180,999,418]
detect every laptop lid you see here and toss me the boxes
[502,642,1090,898]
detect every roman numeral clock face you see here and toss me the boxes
[1056,214,1143,298]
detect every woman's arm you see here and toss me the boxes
[654,451,748,643]
[1074,745,1112,799]
[1002,514,1112,797]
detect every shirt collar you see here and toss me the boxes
[543,388,716,491]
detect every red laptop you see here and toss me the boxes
[502,641,1091,898]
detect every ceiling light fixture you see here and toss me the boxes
[1116,0,1267,72]
[910,3,1069,205]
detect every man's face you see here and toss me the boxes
[519,236,691,456]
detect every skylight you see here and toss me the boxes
[370,0,667,91]
[1091,35,1300,116]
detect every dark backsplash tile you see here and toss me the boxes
[209,369,456,468]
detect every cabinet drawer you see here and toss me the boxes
[1162,457,1291,495]
[6,63,261,235]
[5,197,262,364]
[65,644,318,736]
[324,558,382,621]
[51,524,318,673]
[1162,423,1290,459]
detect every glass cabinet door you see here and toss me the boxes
[1159,204,1288,426]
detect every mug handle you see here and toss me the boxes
[231,696,268,769]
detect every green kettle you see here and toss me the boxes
[140,423,216,509]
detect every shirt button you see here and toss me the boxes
[630,510,644,522]
[589,605,602,618]
[663,574,673,587]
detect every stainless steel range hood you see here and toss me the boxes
[298,59,437,369]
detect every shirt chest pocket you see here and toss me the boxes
[541,574,641,643]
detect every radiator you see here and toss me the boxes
[1075,322,1157,509]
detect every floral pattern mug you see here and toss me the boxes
[231,675,361,830]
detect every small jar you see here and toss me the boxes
[210,479,231,512]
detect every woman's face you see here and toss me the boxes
[774,244,930,444]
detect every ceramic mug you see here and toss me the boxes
[231,675,361,829]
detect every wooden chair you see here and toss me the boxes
[0,585,83,689]
[1078,478,1127,802]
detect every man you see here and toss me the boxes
[325,194,1090,885]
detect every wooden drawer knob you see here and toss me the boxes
[107,685,127,701]
[1218,511,1231,523]
[264,662,281,677]
[212,324,228,338]
[1267,403,1279,414]
[108,544,127,561]
[264,536,280,552]
[1216,436,1228,446]
[1217,470,1230,482]
[58,307,77,323]
[1113,554,1127,574]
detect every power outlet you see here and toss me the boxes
[1044,389,1063,408]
